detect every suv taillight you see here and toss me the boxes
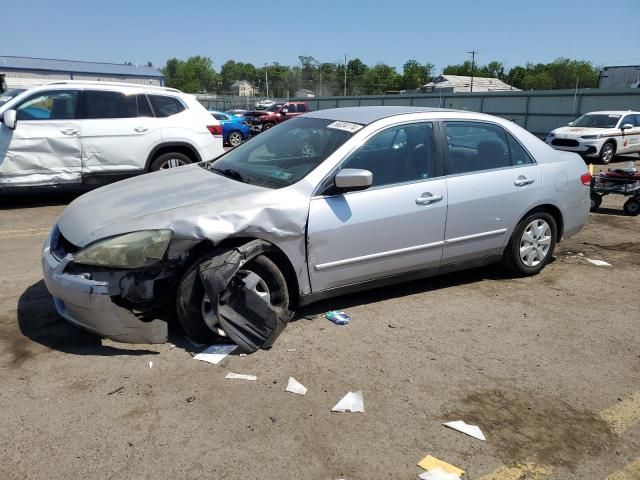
[207,125,223,136]
[580,173,592,186]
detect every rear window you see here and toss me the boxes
[149,95,186,117]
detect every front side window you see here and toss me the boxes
[204,117,355,188]
[621,114,640,127]
[297,104,307,112]
[83,90,137,119]
[445,122,510,174]
[16,90,79,120]
[149,95,186,117]
[340,122,435,187]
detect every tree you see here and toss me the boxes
[220,60,257,93]
[162,56,217,93]
[363,64,401,94]
[401,59,434,90]
[347,58,369,95]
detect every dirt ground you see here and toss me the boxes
[0,158,639,480]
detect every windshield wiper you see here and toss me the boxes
[210,167,250,184]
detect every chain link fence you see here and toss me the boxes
[196,95,287,111]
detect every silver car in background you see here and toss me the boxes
[42,107,591,352]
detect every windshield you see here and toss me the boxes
[266,103,284,112]
[0,89,26,107]
[203,117,357,188]
[572,114,621,128]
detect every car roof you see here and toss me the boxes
[304,106,457,125]
[583,111,639,115]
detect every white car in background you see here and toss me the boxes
[545,110,640,164]
[0,81,224,190]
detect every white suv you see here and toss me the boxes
[0,81,224,189]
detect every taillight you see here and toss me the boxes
[207,125,223,136]
[580,173,592,186]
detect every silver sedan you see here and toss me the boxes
[42,107,591,351]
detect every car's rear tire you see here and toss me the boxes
[501,211,557,276]
[176,251,291,344]
[227,131,243,147]
[599,141,615,165]
[590,192,602,211]
[149,152,192,171]
[262,122,274,130]
[623,197,640,216]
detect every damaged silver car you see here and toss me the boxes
[43,107,591,352]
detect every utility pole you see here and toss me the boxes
[264,63,269,99]
[344,54,347,96]
[467,50,477,92]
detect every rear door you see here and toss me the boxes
[307,121,447,292]
[0,89,82,187]
[79,90,162,179]
[442,121,541,263]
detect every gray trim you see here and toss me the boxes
[445,228,508,245]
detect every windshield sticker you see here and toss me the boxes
[327,121,364,133]
[270,170,293,180]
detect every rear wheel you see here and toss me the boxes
[176,251,291,344]
[501,212,557,276]
[149,152,192,171]
[262,122,274,130]
[227,131,243,147]
[590,192,602,211]
[599,141,615,165]
[623,197,640,216]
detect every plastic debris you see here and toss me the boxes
[325,310,351,325]
[286,348,297,352]
[586,258,611,267]
[193,344,237,365]
[419,468,461,480]
[107,386,125,396]
[332,390,364,413]
[148,361,153,368]
[442,420,486,441]
[285,377,307,395]
[417,455,464,478]
[225,373,257,381]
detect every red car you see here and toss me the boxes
[244,101,309,133]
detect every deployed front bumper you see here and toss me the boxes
[42,230,168,343]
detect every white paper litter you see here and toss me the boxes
[148,361,153,368]
[443,420,486,441]
[586,258,611,267]
[225,373,257,381]
[331,390,364,413]
[286,348,297,352]
[419,467,461,480]
[285,377,307,395]
[193,344,237,365]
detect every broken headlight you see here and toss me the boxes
[73,230,173,269]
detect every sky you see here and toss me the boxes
[3,0,640,73]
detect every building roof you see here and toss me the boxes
[0,55,163,78]
[423,75,519,92]
[305,106,455,124]
[231,80,253,87]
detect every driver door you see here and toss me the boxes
[307,122,447,292]
[0,89,82,187]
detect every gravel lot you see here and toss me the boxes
[1,158,639,480]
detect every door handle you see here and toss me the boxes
[514,177,535,187]
[134,126,149,133]
[415,193,443,205]
[60,128,78,135]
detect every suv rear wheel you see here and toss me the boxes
[150,152,192,171]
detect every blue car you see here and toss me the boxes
[208,110,250,147]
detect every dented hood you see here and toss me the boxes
[57,163,310,248]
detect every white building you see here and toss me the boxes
[230,80,256,97]
[421,75,519,93]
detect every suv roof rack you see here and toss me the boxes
[42,80,182,93]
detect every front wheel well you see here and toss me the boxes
[519,204,564,242]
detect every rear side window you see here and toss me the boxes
[137,94,153,117]
[445,122,510,174]
[15,90,79,120]
[507,133,535,165]
[212,113,227,121]
[297,104,307,112]
[149,95,185,117]
[83,91,137,119]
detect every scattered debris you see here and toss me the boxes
[286,348,297,352]
[388,324,398,329]
[325,310,351,325]
[148,361,153,368]
[442,420,486,441]
[285,377,307,395]
[332,390,364,413]
[417,455,464,478]
[107,386,125,396]
[418,468,461,480]
[193,344,237,365]
[186,396,196,403]
[225,373,257,381]
[239,353,247,357]
[585,258,612,267]
[185,336,206,348]
[269,416,278,423]
[304,314,317,321]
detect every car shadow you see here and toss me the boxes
[295,263,514,319]
[0,189,85,210]
[17,280,158,356]
[592,207,627,217]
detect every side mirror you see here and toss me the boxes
[621,123,634,131]
[280,108,288,114]
[2,109,17,129]
[567,121,574,127]
[334,168,373,192]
